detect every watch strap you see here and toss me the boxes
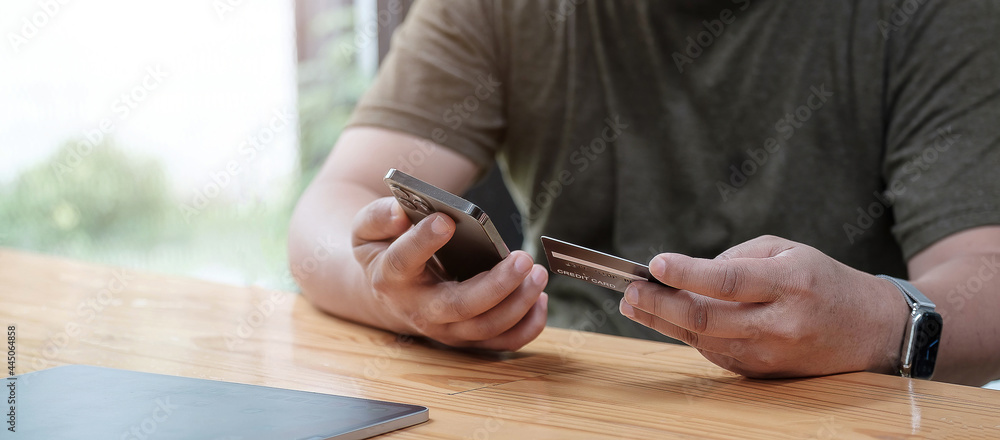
[877,275,936,311]
[877,275,941,379]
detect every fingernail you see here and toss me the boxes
[650,255,666,278]
[540,292,549,309]
[514,253,532,273]
[624,284,638,304]
[390,201,404,221]
[620,300,635,319]
[431,216,450,235]
[530,265,546,285]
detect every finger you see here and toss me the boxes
[448,265,548,341]
[698,350,749,376]
[699,349,790,379]
[468,292,549,352]
[619,298,737,355]
[352,197,412,244]
[426,251,535,323]
[648,252,789,303]
[353,198,413,269]
[623,281,764,338]
[715,235,795,261]
[379,212,456,281]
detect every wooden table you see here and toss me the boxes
[2,249,998,439]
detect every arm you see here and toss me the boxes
[288,126,548,350]
[907,226,1000,384]
[289,126,478,331]
[618,227,1000,386]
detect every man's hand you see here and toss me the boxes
[620,235,908,378]
[289,127,550,353]
[352,197,549,351]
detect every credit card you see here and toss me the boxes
[540,236,669,293]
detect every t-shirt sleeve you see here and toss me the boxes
[346,0,504,169]
[882,0,1000,260]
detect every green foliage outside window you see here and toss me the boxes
[0,4,370,290]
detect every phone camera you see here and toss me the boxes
[398,198,417,211]
[389,184,434,214]
[389,185,410,200]
[389,185,418,211]
[411,198,433,214]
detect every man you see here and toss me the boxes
[288,0,1000,385]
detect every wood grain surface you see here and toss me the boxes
[1,248,997,439]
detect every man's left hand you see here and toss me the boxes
[620,235,908,378]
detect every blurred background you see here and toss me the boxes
[0,0,421,290]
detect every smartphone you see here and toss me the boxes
[383,168,510,281]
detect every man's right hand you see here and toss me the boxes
[351,197,549,351]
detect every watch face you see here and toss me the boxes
[911,312,943,379]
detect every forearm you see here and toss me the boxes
[911,252,1000,385]
[288,179,403,333]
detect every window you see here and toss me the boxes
[1,0,371,289]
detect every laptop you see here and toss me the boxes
[8,365,428,439]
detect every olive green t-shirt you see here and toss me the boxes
[348,0,1000,341]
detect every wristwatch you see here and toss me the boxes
[877,275,943,379]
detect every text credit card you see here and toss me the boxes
[540,236,669,292]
